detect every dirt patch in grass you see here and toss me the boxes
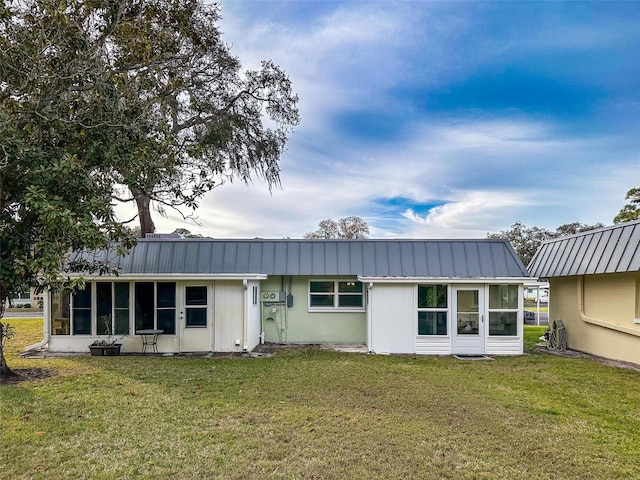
[536,344,640,371]
[0,367,56,385]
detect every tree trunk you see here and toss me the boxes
[0,322,16,379]
[131,187,156,237]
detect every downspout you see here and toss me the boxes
[367,282,373,353]
[577,276,640,337]
[242,280,248,351]
[22,289,51,355]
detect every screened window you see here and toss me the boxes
[72,285,91,335]
[309,280,364,310]
[135,282,176,334]
[96,282,130,335]
[488,285,518,336]
[50,291,71,335]
[417,284,448,335]
[185,286,207,327]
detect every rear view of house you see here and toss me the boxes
[529,220,640,365]
[41,238,530,356]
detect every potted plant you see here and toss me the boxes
[89,316,127,356]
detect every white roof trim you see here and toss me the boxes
[66,273,268,281]
[358,276,531,284]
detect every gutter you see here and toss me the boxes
[242,280,248,351]
[358,276,531,284]
[577,276,640,337]
[22,290,51,355]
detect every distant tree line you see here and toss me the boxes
[304,216,370,239]
[487,221,603,266]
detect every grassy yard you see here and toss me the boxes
[2,319,640,479]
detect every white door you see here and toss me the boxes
[179,283,213,352]
[452,286,485,355]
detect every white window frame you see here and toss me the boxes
[184,285,208,328]
[308,279,365,312]
[487,284,519,337]
[416,284,449,336]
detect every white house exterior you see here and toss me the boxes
[36,238,530,356]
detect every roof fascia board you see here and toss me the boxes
[65,273,268,281]
[358,276,531,284]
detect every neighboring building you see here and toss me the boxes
[528,220,640,365]
[40,238,530,356]
[6,289,43,308]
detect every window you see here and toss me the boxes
[309,280,364,310]
[96,282,130,335]
[72,285,92,335]
[488,285,518,336]
[50,291,71,335]
[417,284,448,335]
[185,286,207,327]
[135,282,176,334]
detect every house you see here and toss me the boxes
[528,220,640,365]
[38,238,530,356]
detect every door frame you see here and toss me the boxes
[451,285,486,355]
[178,281,214,353]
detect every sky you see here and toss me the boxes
[146,0,640,239]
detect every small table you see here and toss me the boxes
[137,329,164,353]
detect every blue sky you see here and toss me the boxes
[151,1,640,238]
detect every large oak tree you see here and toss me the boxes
[0,0,298,376]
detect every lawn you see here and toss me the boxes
[2,319,640,479]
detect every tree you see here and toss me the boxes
[1,1,299,237]
[304,216,370,239]
[0,1,138,377]
[487,222,553,267]
[0,151,133,377]
[172,228,203,238]
[488,221,604,266]
[614,188,640,224]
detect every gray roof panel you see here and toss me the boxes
[77,238,529,279]
[529,220,640,278]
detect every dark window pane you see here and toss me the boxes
[114,309,129,335]
[338,281,362,293]
[310,281,334,293]
[310,295,334,307]
[186,309,207,327]
[186,286,207,306]
[114,283,130,309]
[338,295,363,307]
[73,309,91,335]
[418,311,447,335]
[135,283,154,331]
[157,309,175,334]
[74,285,92,308]
[157,282,176,308]
[96,283,112,318]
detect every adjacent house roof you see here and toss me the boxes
[528,220,640,278]
[81,238,529,279]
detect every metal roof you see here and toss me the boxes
[80,238,529,279]
[528,220,640,278]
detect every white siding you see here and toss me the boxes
[415,336,451,355]
[370,284,415,354]
[214,281,244,352]
[486,337,523,355]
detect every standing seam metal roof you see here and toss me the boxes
[528,220,640,278]
[85,238,529,278]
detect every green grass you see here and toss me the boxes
[3,320,640,479]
